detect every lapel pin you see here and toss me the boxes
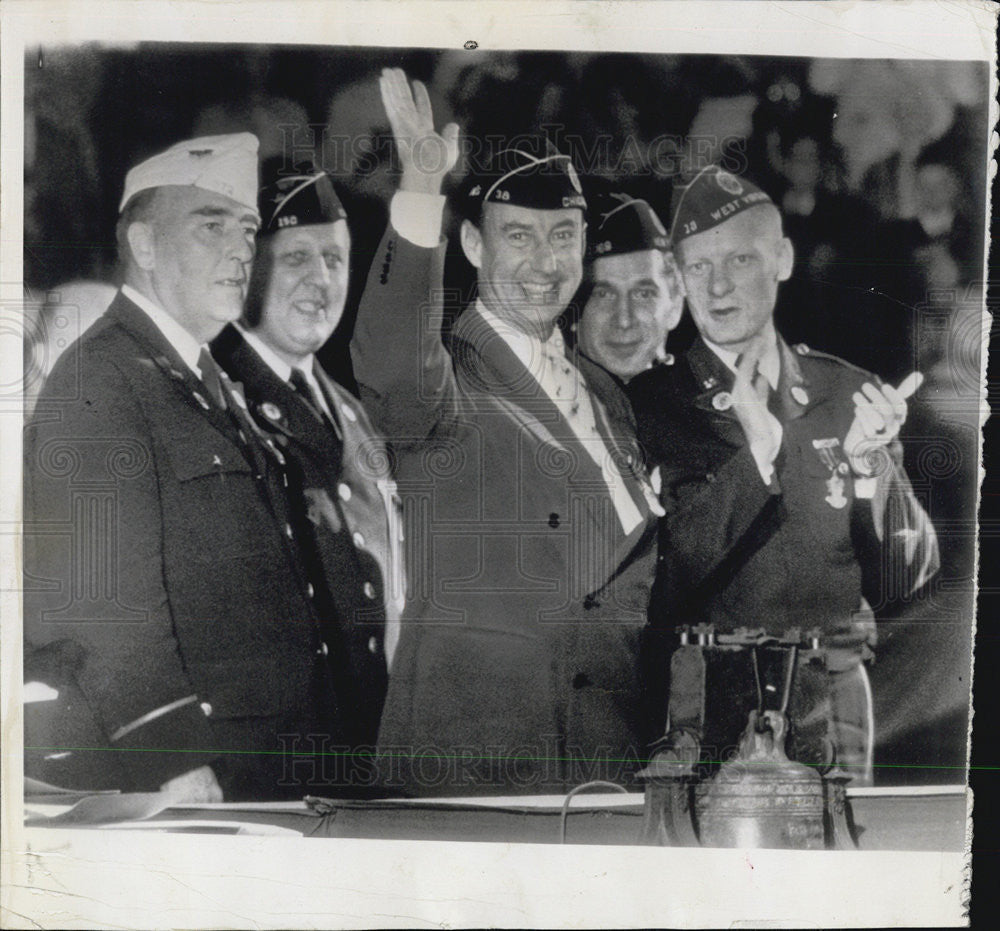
[711,391,733,411]
[192,391,210,411]
[212,454,222,467]
[340,403,358,423]
[790,385,809,406]
[702,377,718,390]
[261,401,283,421]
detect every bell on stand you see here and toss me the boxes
[639,636,860,850]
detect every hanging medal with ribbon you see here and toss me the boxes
[812,437,848,509]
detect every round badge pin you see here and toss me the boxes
[340,403,358,423]
[261,401,283,421]
[712,391,733,411]
[790,385,809,406]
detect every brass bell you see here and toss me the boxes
[695,709,826,849]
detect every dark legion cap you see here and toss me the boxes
[461,139,587,219]
[258,161,347,235]
[669,164,773,246]
[588,192,669,260]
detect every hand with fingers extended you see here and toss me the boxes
[844,372,921,477]
[730,346,782,482]
[378,67,460,196]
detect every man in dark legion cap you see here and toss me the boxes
[628,165,940,784]
[212,163,405,789]
[352,70,662,795]
[576,192,684,383]
[24,135,343,801]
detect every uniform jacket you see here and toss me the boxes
[23,292,348,798]
[628,336,939,643]
[351,228,660,795]
[212,324,405,747]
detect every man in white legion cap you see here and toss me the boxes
[24,134,344,802]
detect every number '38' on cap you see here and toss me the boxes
[669,164,774,246]
[588,191,669,260]
[459,137,587,220]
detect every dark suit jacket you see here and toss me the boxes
[23,292,345,798]
[352,228,660,795]
[212,325,404,748]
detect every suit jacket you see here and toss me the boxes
[212,324,405,748]
[628,336,940,643]
[23,292,346,798]
[351,227,660,795]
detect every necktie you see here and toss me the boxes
[197,347,227,409]
[289,367,325,424]
[538,333,644,534]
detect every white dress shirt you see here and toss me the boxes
[235,325,333,421]
[122,283,205,377]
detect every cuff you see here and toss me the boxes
[854,476,878,499]
[390,190,446,248]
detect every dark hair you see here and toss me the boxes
[241,233,276,329]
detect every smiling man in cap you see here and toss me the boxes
[24,134,345,801]
[212,161,405,770]
[351,70,661,796]
[628,164,939,784]
[576,192,684,382]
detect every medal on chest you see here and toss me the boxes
[812,437,849,510]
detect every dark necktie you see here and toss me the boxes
[197,347,227,410]
[289,367,325,424]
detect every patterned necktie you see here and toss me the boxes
[537,333,645,533]
[197,347,227,410]
[289,367,325,423]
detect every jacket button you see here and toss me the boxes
[368,636,379,654]
[200,702,213,717]
[705,472,716,483]
[338,483,352,502]
[572,673,591,690]
[353,531,365,548]
[363,581,376,599]
[317,641,329,656]
[306,583,315,599]
[548,513,560,528]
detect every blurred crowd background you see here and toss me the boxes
[22,44,992,784]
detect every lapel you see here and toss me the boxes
[686,335,828,444]
[452,306,652,561]
[774,338,826,421]
[686,337,744,448]
[212,325,341,469]
[106,292,242,445]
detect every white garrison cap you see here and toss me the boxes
[118,132,261,217]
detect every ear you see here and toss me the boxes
[126,222,157,272]
[776,236,794,282]
[460,219,483,269]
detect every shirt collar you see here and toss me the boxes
[122,283,204,375]
[476,299,566,380]
[236,323,299,383]
[703,335,781,390]
[236,324,331,417]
